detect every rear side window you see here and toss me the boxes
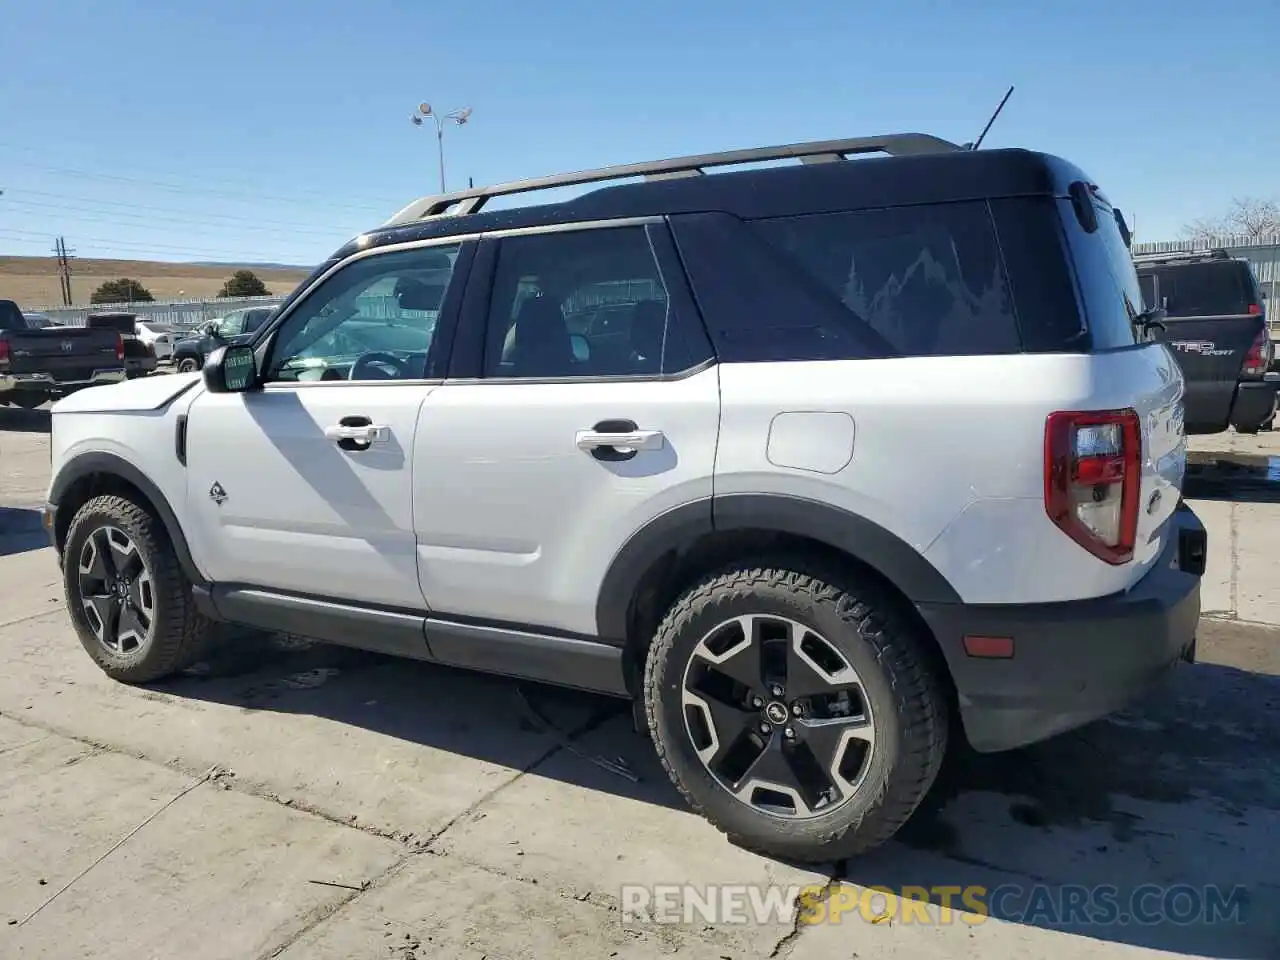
[1056,197,1140,350]
[1146,262,1254,318]
[751,201,1020,356]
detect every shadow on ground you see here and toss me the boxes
[151,620,1280,958]
[1185,451,1280,503]
[0,408,51,434]
[0,507,49,557]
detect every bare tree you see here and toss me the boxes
[1183,197,1280,241]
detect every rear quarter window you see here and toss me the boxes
[1056,197,1140,350]
[749,201,1021,357]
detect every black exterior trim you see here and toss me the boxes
[207,585,629,697]
[426,618,629,696]
[594,493,960,642]
[918,505,1204,752]
[48,452,206,587]
[174,414,188,465]
[596,499,713,643]
[211,585,433,661]
[713,494,962,604]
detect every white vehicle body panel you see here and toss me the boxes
[716,344,1184,606]
[181,383,433,609]
[412,367,721,635]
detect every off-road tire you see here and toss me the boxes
[643,557,949,863]
[63,494,217,683]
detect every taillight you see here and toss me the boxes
[1248,303,1261,315]
[0,338,8,363]
[1242,328,1271,376]
[1044,409,1142,565]
[115,334,125,362]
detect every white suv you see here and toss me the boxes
[42,133,1206,862]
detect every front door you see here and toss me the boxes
[413,222,721,637]
[183,240,470,609]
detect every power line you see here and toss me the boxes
[8,188,356,233]
[0,227,315,263]
[0,149,402,214]
[2,196,354,240]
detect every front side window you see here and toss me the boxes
[265,244,461,382]
[751,202,1020,357]
[482,226,671,378]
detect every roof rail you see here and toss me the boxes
[383,132,963,226]
[1133,248,1235,265]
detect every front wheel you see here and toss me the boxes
[643,559,948,863]
[63,494,217,683]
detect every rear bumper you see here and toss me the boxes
[1228,380,1277,433]
[917,505,1205,753]
[0,368,127,392]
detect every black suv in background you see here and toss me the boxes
[171,306,276,372]
[1135,250,1275,434]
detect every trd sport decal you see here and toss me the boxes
[1169,341,1233,357]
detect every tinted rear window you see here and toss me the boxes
[1142,261,1254,318]
[1056,197,1140,350]
[750,201,1020,357]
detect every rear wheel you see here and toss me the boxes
[644,558,948,863]
[176,357,200,373]
[63,494,217,683]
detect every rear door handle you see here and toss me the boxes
[576,429,664,452]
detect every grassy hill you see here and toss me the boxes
[0,256,313,308]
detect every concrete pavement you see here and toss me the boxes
[2,411,1278,958]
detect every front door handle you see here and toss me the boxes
[324,416,389,450]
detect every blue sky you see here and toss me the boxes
[1,0,1276,267]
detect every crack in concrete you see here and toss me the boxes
[769,869,843,958]
[1230,499,1240,618]
[0,606,65,631]
[255,701,623,960]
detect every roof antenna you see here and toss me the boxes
[966,85,1015,151]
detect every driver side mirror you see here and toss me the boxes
[570,334,590,363]
[203,344,259,393]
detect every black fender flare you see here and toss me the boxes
[48,451,207,588]
[595,492,961,642]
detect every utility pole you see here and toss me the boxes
[53,237,75,306]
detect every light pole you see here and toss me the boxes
[411,103,472,194]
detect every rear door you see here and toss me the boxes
[1139,259,1265,432]
[411,220,721,639]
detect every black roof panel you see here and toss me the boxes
[334,148,1090,260]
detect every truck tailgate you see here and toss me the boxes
[3,328,121,380]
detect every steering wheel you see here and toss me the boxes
[348,352,409,381]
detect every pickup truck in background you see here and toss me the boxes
[1135,249,1277,434]
[0,299,126,410]
[86,312,158,379]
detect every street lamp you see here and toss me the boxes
[411,102,472,194]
